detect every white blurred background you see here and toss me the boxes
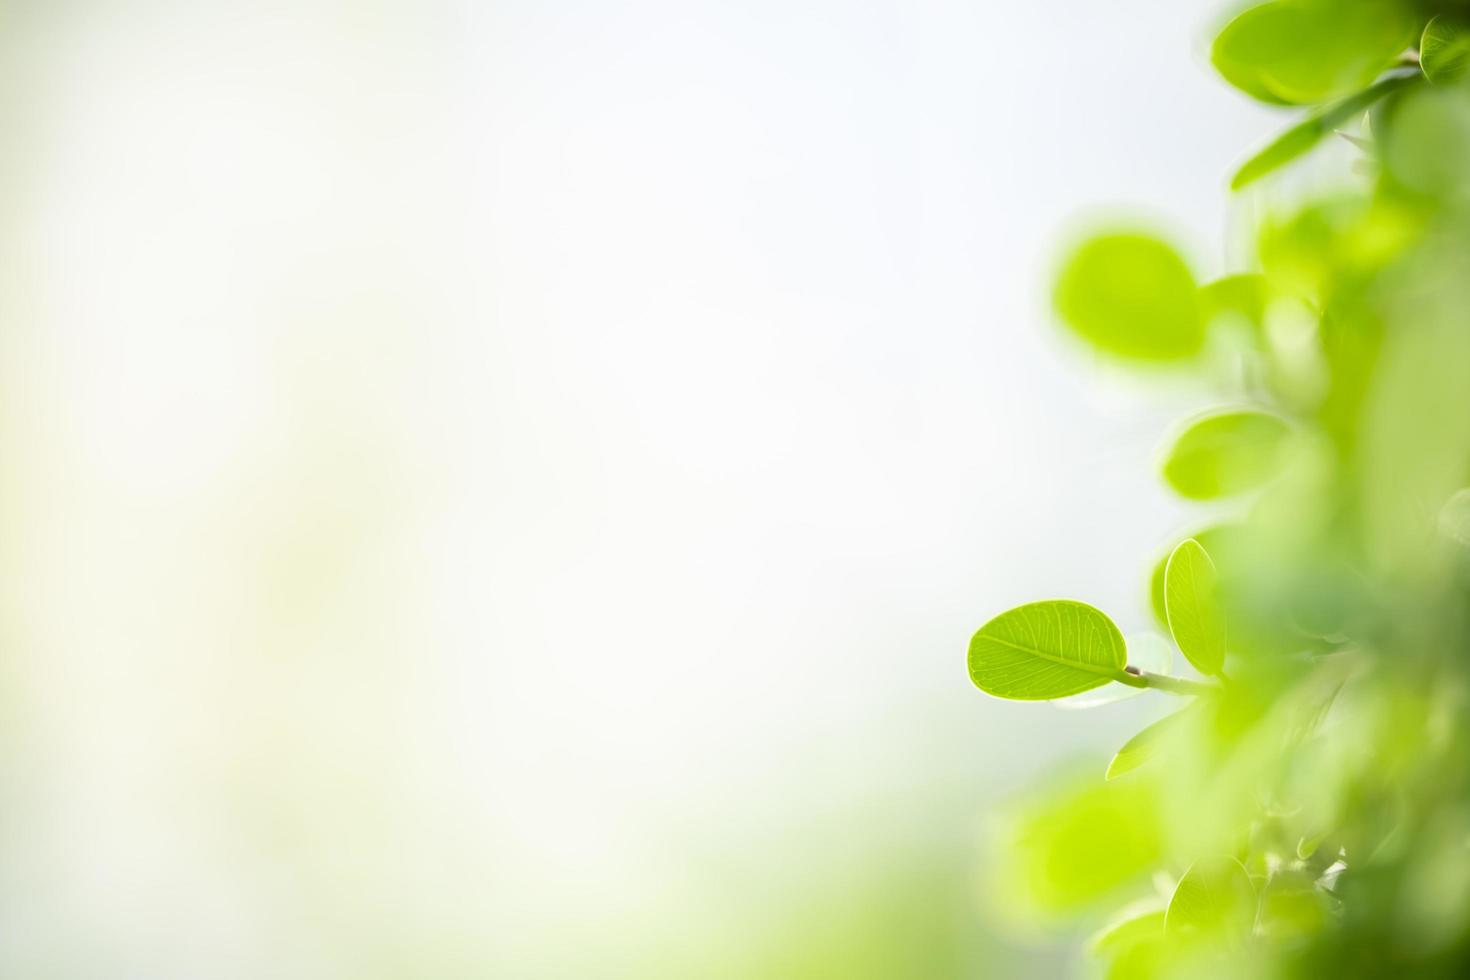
[0,0,1273,975]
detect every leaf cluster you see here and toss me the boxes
[968,2,1470,976]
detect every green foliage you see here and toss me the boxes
[1212,1,1411,105]
[1165,857,1256,942]
[1231,73,1417,189]
[967,600,1127,700]
[1091,910,1168,980]
[1421,15,1470,84]
[1160,411,1290,500]
[1106,706,1194,781]
[965,2,1470,976]
[1199,273,1268,332]
[1163,540,1226,677]
[992,772,1163,915]
[1053,233,1203,362]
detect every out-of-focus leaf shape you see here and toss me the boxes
[1107,705,1197,780]
[1421,16,1470,85]
[1165,857,1257,941]
[1439,488,1470,547]
[1164,539,1227,677]
[1054,633,1173,710]
[1161,410,1291,500]
[1091,909,1168,980]
[1053,233,1203,362]
[1231,73,1417,189]
[968,601,1125,700]
[995,774,1163,915]
[1256,870,1330,941]
[1199,274,1268,333]
[1381,84,1470,197]
[1211,1,1412,105]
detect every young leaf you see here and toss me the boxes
[1165,857,1257,941]
[1053,232,1203,362]
[1160,410,1290,499]
[995,774,1164,915]
[1106,706,1195,780]
[967,600,1126,700]
[1090,909,1169,980]
[1421,16,1470,85]
[1164,540,1226,677]
[1054,632,1173,710]
[1231,73,1418,190]
[1199,274,1268,332]
[1211,1,1412,106]
[1255,870,1330,941]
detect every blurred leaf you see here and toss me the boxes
[1211,1,1412,105]
[968,601,1126,700]
[1164,539,1227,677]
[1165,857,1257,942]
[1420,16,1470,85]
[1053,232,1203,362]
[996,773,1164,915]
[1092,910,1169,980]
[1381,84,1470,197]
[1161,410,1291,500]
[1199,274,1268,333]
[1231,73,1417,189]
[1055,633,1173,710]
[1107,706,1196,781]
[1256,870,1330,941]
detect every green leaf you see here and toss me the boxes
[1161,410,1291,499]
[1211,1,1412,106]
[967,600,1126,700]
[1106,706,1195,780]
[1231,73,1418,189]
[1091,910,1169,980]
[1381,84,1470,197]
[1164,540,1227,677]
[1255,870,1330,940]
[1053,232,1203,362]
[1421,16,1470,85]
[1054,632,1172,710]
[1199,274,1268,332]
[1165,857,1257,941]
[995,774,1164,915]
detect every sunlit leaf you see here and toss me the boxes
[1421,16,1470,85]
[1211,1,1412,105]
[1091,909,1169,980]
[1160,410,1291,500]
[1381,84,1470,197]
[1199,274,1268,333]
[995,773,1164,915]
[1255,870,1330,941]
[1164,539,1227,677]
[1106,705,1196,780]
[968,601,1126,700]
[1165,857,1257,941]
[1054,633,1172,710]
[1231,73,1417,189]
[1053,232,1203,362]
